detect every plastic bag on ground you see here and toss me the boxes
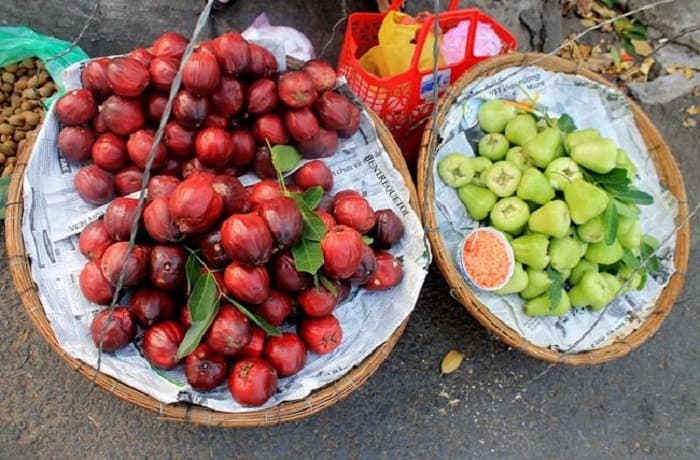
[242,13,315,62]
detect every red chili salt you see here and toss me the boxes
[462,229,511,289]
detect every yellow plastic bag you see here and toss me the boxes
[359,11,443,78]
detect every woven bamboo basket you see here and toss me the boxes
[417,52,689,365]
[5,108,420,426]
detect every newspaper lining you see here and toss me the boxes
[22,59,430,412]
[434,66,678,352]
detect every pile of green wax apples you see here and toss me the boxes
[438,98,661,317]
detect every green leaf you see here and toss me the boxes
[185,254,203,295]
[640,247,660,273]
[188,273,219,322]
[620,36,635,55]
[177,273,219,358]
[626,23,648,40]
[641,234,659,249]
[318,273,338,296]
[610,46,621,67]
[302,186,324,210]
[584,168,631,186]
[545,267,564,311]
[622,248,641,270]
[362,235,374,245]
[0,176,10,220]
[149,365,187,386]
[611,188,654,205]
[270,145,302,173]
[600,0,616,7]
[291,238,324,274]
[603,201,619,245]
[290,193,327,241]
[650,256,660,272]
[223,294,282,336]
[613,199,640,218]
[640,240,660,273]
[557,114,576,133]
[638,267,648,289]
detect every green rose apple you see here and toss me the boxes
[484,161,522,197]
[616,215,641,249]
[522,126,562,168]
[563,179,609,225]
[577,214,605,243]
[617,265,643,292]
[490,197,530,234]
[592,273,622,311]
[511,233,550,270]
[457,184,497,221]
[569,259,599,285]
[563,128,600,154]
[584,239,624,265]
[573,235,589,259]
[478,133,510,161]
[549,236,583,272]
[570,138,618,174]
[468,156,493,186]
[438,153,475,188]
[528,200,571,239]
[478,99,518,133]
[494,262,528,295]
[505,113,538,146]
[544,157,583,191]
[524,290,571,316]
[517,168,555,205]
[519,267,552,300]
[569,271,616,309]
[506,146,532,171]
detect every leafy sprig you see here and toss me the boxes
[176,251,282,358]
[585,165,655,205]
[603,201,618,245]
[545,267,565,311]
[265,141,329,276]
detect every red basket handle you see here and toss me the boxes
[405,6,467,71]
[387,0,461,12]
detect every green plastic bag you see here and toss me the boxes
[0,26,88,218]
[0,26,89,107]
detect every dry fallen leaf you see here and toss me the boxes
[441,349,464,374]
[631,40,654,57]
[639,57,655,76]
[682,117,697,128]
[576,0,594,16]
[619,65,642,82]
[666,66,698,78]
[586,55,615,73]
[693,86,700,97]
[573,43,593,61]
[591,43,606,57]
[591,2,617,19]
[580,18,598,28]
[687,105,700,116]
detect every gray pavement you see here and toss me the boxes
[1,1,698,458]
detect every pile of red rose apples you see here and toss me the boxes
[54,31,406,407]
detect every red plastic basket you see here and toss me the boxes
[337,0,517,167]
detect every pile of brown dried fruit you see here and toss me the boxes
[0,58,56,176]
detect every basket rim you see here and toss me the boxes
[417,52,690,365]
[4,109,421,427]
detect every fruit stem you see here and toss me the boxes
[182,244,220,274]
[265,139,288,194]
